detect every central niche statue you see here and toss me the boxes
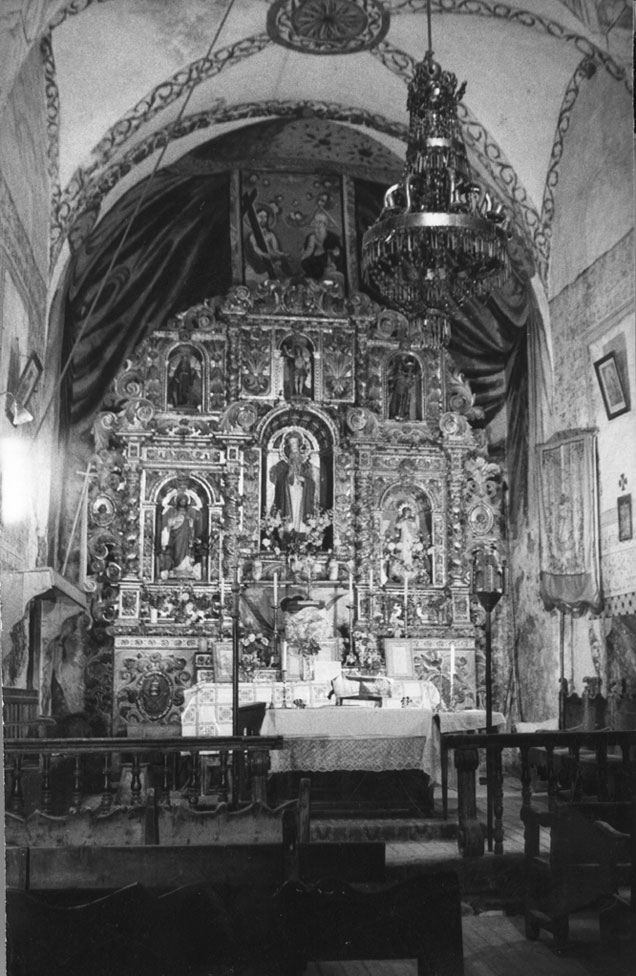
[158,490,204,580]
[270,431,316,534]
[382,491,433,585]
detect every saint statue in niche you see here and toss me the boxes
[270,431,317,534]
[388,354,422,421]
[281,335,313,399]
[382,493,432,584]
[158,490,204,580]
[167,346,203,410]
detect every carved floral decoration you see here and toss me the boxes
[117,652,191,726]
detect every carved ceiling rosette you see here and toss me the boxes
[267,0,390,55]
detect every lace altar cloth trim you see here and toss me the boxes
[268,736,427,773]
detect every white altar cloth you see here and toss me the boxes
[260,706,436,779]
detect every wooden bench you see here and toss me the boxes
[273,873,464,975]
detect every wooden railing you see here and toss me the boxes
[442,729,636,858]
[3,735,283,817]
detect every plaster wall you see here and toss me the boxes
[548,67,634,299]
[0,39,63,702]
[551,230,635,696]
[509,231,635,721]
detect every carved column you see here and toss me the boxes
[355,318,368,407]
[446,444,467,587]
[223,463,242,574]
[122,457,142,578]
[354,455,373,593]
[227,323,240,403]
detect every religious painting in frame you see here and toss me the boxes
[239,170,348,291]
[618,493,633,542]
[594,351,629,419]
[384,639,414,678]
[212,641,233,683]
[8,351,42,423]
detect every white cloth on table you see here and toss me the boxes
[260,706,436,778]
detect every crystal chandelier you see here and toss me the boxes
[362,1,510,343]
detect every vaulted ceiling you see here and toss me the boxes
[18,0,627,286]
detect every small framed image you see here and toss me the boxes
[384,639,414,678]
[212,641,233,682]
[594,352,629,419]
[14,352,43,407]
[618,493,633,542]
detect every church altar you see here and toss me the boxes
[259,706,435,779]
[75,279,506,742]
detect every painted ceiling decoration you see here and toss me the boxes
[267,0,391,53]
[43,0,631,289]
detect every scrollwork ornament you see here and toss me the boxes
[439,412,463,437]
[124,398,155,427]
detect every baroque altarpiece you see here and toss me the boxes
[84,281,504,735]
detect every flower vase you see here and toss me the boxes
[301,655,315,682]
[327,556,339,581]
[251,557,263,581]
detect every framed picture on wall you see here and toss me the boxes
[14,352,43,407]
[212,641,233,683]
[594,352,629,419]
[618,493,633,542]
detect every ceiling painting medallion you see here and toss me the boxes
[267,0,390,54]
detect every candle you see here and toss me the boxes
[349,573,354,602]
[356,588,361,619]
[281,640,287,672]
[449,642,455,704]
[403,575,408,607]
[273,571,278,605]
[369,568,374,591]
[220,573,225,603]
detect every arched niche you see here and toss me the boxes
[153,478,217,582]
[259,410,335,552]
[279,333,315,399]
[385,352,423,421]
[165,343,205,412]
[379,485,433,586]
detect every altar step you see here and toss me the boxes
[310,817,458,843]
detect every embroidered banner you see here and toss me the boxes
[537,429,602,614]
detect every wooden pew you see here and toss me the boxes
[273,873,464,976]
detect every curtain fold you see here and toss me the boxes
[61,168,232,428]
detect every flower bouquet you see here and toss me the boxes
[238,631,272,679]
